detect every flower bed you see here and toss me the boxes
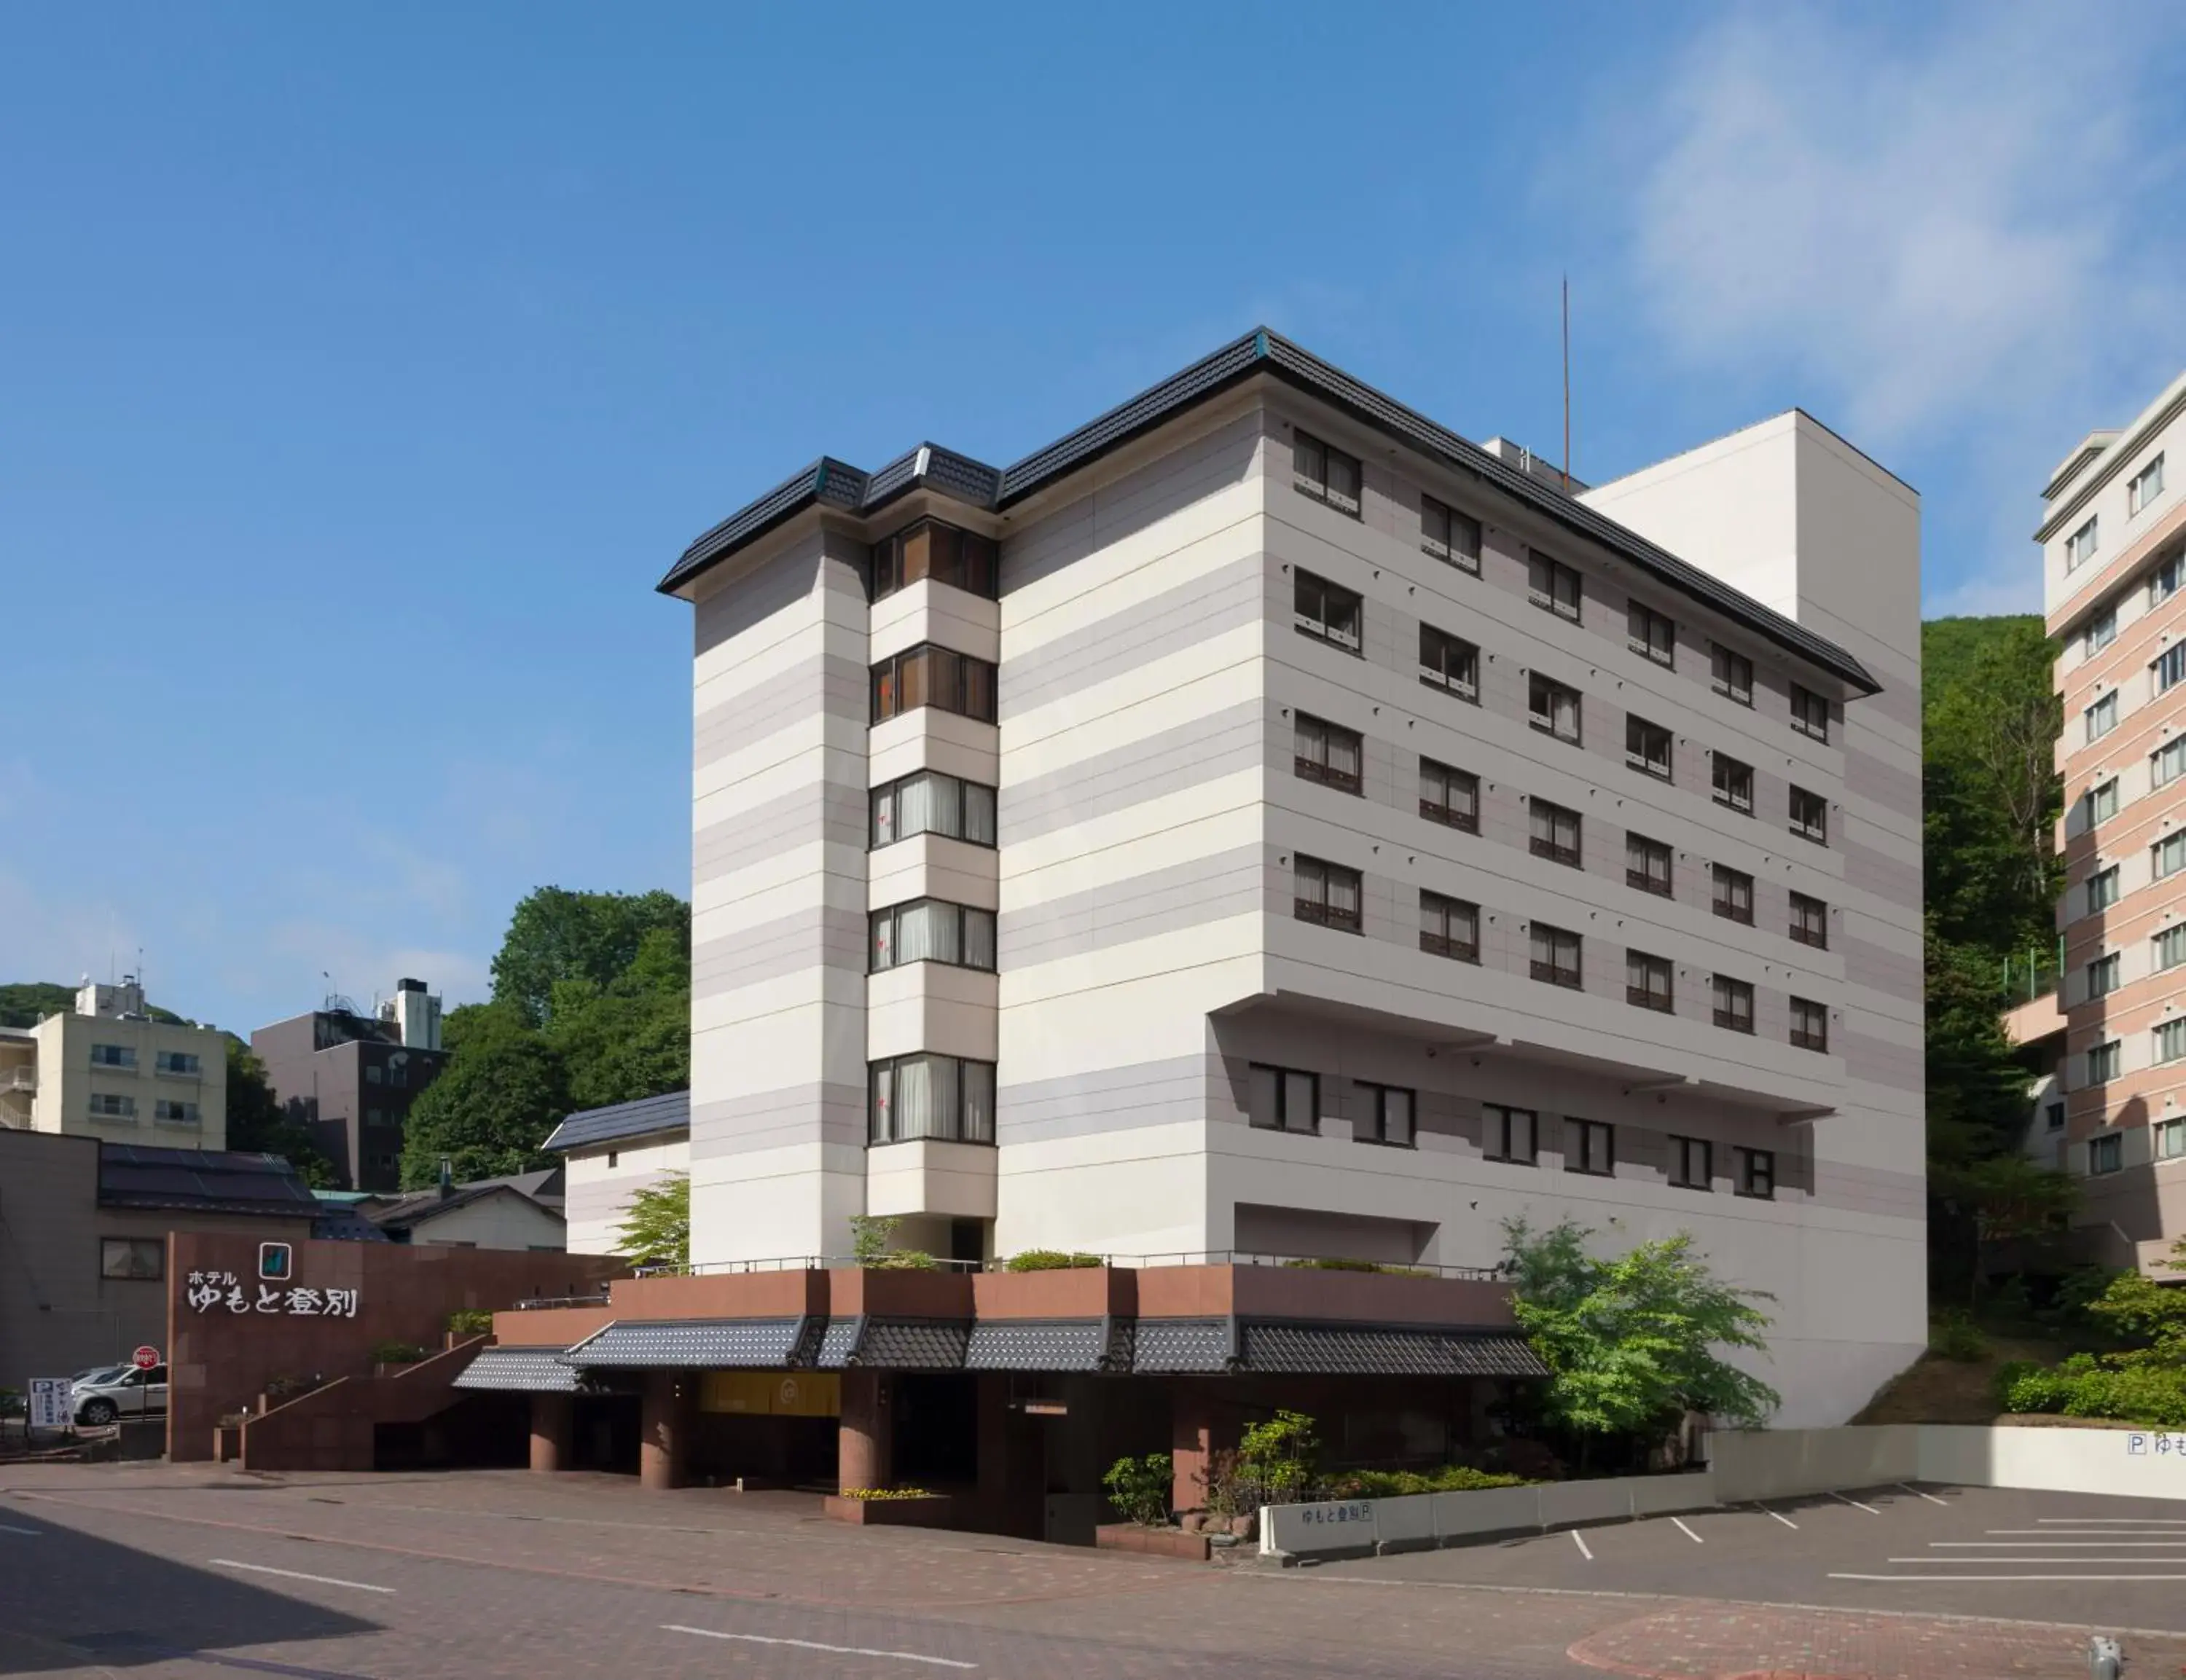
[823,1489,953,1528]
[1095,1523,1211,1561]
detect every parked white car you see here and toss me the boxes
[73,1365,165,1426]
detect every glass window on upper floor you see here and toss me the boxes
[1528,674,1583,745]
[2088,865,2120,913]
[1529,798,1582,868]
[2088,778,2120,825]
[1419,890,1480,962]
[2066,516,2100,572]
[1294,431,1362,518]
[1626,715,1672,780]
[1710,643,1754,706]
[1419,758,1479,833]
[1626,833,1673,898]
[1484,1104,1537,1164]
[1712,753,1755,815]
[2154,554,2183,607]
[1248,1063,1319,1134]
[1527,552,1581,621]
[1790,890,1829,948]
[1790,997,1828,1053]
[871,770,998,849]
[2155,737,2186,790]
[154,1050,200,1075]
[90,1043,136,1069]
[2087,953,2121,1000]
[1626,602,1674,667]
[1529,922,1583,989]
[2157,924,2186,972]
[2160,1118,2186,1160]
[2086,608,2118,656]
[1712,863,1755,925]
[1293,855,1363,933]
[871,519,998,602]
[2131,454,2166,517]
[1712,974,1756,1034]
[1294,713,1363,795]
[2086,691,2119,742]
[870,643,996,726]
[2155,1019,2186,1067]
[1626,950,1673,1013]
[869,899,997,973]
[1789,786,1829,845]
[1790,683,1830,742]
[1355,1082,1415,1148]
[2087,1040,2123,1085]
[1420,495,1481,573]
[2155,830,2186,882]
[2090,1131,2123,1174]
[1419,624,1480,701]
[2158,643,2186,697]
[1294,570,1363,653]
[869,1053,995,1146]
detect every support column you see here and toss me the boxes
[640,1370,694,1491]
[1170,1379,1218,1515]
[529,1392,574,1474]
[837,1369,892,1492]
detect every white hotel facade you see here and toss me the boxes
[654,331,1925,1426]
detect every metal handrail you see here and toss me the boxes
[598,1249,1507,1284]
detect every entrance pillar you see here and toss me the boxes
[838,1369,892,1491]
[1170,1379,1221,1514]
[640,1370,694,1491]
[529,1392,574,1473]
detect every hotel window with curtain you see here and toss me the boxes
[869,519,998,602]
[1420,495,1481,573]
[869,1054,995,1145]
[871,770,998,849]
[869,900,997,973]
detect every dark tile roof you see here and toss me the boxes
[97,1144,323,1219]
[815,1316,971,1370]
[542,1090,689,1154]
[659,328,1880,696]
[816,1318,860,1368]
[1131,1318,1234,1374]
[454,1347,579,1393]
[1239,1322,1548,1378]
[963,1319,1110,1373]
[311,1205,393,1243]
[362,1182,566,1235]
[563,1316,807,1368]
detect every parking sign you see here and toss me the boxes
[27,1378,71,1430]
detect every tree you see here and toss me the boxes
[1503,1218,1780,1449]
[545,923,689,1110]
[221,1039,338,1186]
[397,1004,566,1187]
[614,1173,689,1268]
[490,887,689,1028]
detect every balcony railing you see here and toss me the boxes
[1529,837,1580,868]
[1531,960,1582,989]
[1790,1027,1830,1053]
[1419,798,1478,833]
[1714,1008,1755,1034]
[1,1068,35,1094]
[1628,986,1673,1013]
[1295,900,1362,933]
[1294,757,1363,795]
[1626,868,1672,898]
[1421,933,1480,963]
[1789,923,1827,950]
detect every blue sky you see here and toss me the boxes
[6,3,2185,1032]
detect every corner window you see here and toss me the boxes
[101,1237,165,1280]
[1419,891,1480,962]
[2154,831,2186,882]
[1626,951,1674,1013]
[1485,1104,1537,1165]
[1568,1118,1615,1177]
[1712,754,1754,814]
[1790,891,1829,949]
[1293,431,1362,517]
[1529,923,1583,989]
[1712,863,1755,925]
[2086,609,2118,656]
[2155,556,2184,607]
[1710,643,1753,706]
[2088,779,2120,825]
[2087,1040,2122,1084]
[1712,974,1756,1034]
[1294,713,1364,795]
[1355,1082,1415,1147]
[1527,552,1581,621]
[869,900,998,973]
[2155,1019,2186,1065]
[2085,691,2118,742]
[869,1053,995,1145]
[2090,1132,2123,1175]
[1248,1064,1319,1134]
[1789,786,1829,844]
[90,1043,137,1069]
[870,519,998,602]
[2085,954,2122,1000]
[1419,624,1480,701]
[1736,1147,1775,1200]
[2153,738,2186,789]
[2065,516,2099,572]
[1790,997,1829,1052]
[1528,798,1582,868]
[1790,684,1830,742]
[2131,455,2166,517]
[1293,856,1363,933]
[1528,674,1583,745]
[2155,925,2186,971]
[1419,758,1479,833]
[2157,645,2186,697]
[1626,603,1674,667]
[870,643,998,726]
[1294,570,1363,653]
[1626,715,1672,780]
[1669,1135,1714,1191]
[871,770,998,849]
[1420,495,1481,573]
[1626,833,1673,898]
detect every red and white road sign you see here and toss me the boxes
[132,1346,160,1370]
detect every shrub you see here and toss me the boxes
[446,1309,495,1335]
[848,1214,937,1271]
[0,1389,21,1419]
[1280,1257,1433,1277]
[370,1341,428,1365]
[1237,1410,1320,1505]
[839,1487,939,1501]
[1928,1314,1989,1362]
[1102,1453,1174,1526]
[2000,1357,2186,1426]
[1004,1250,1105,1272]
[262,1373,324,1402]
[1328,1465,1530,1498]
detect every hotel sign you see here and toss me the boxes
[185,1269,359,1318]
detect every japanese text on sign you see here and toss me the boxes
[2127,1432,2186,1457]
[184,1271,358,1317]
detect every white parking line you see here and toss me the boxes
[0,1523,42,1536]
[209,1558,393,1594]
[1833,1572,2186,1583]
[1570,1529,1593,1560]
[665,1624,976,1670]
[1932,1540,2186,1548]
[1897,1483,1949,1507]
[2000,1527,2186,1534]
[1827,1491,1881,1515]
[1889,1556,2186,1565]
[2038,1517,2186,1526]
[1755,1504,1799,1530]
[1670,1517,1704,1544]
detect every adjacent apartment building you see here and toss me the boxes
[654,329,1924,1426]
[252,979,448,1193]
[0,978,230,1150]
[2013,371,2186,1273]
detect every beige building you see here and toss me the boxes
[544,1091,689,1256]
[2010,370,2186,1273]
[1,979,230,1151]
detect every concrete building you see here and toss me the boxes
[0,979,230,1152]
[544,1091,691,1256]
[359,1168,568,1250]
[252,979,449,1193]
[2010,372,2186,1273]
[638,329,1924,1426]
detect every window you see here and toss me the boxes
[1419,891,1480,962]
[1712,864,1755,925]
[1736,1147,1776,1200]
[1669,1135,1713,1190]
[870,643,997,725]
[100,1238,164,1281]
[2158,1118,2186,1161]
[1294,855,1363,933]
[1710,643,1753,705]
[2158,644,2186,696]
[2155,555,2185,606]
[2156,1019,2186,1065]
[1568,1118,1615,1177]
[1790,684,1830,742]
[1529,798,1582,868]
[2155,738,2186,790]
[606,1150,619,1169]
[871,770,998,848]
[2089,867,2120,913]
[1528,674,1582,745]
[2088,779,2121,825]
[154,1050,200,1075]
[1713,974,1756,1034]
[2045,1103,2065,1133]
[1626,833,1673,898]
[1294,431,1362,517]
[387,1063,407,1089]
[2088,1040,2122,1084]
[90,1043,136,1069]
[869,519,998,602]
[1790,891,1829,949]
[362,1063,386,1088]
[1790,997,1828,1052]
[2157,925,2186,971]
[1789,786,1828,844]
[869,900,998,973]
[1419,758,1479,833]
[1627,603,1674,667]
[1712,754,1754,814]
[2086,609,2118,656]
[1529,923,1583,989]
[1294,714,1363,793]
[1626,950,1674,1013]
[88,1094,136,1119]
[1421,495,1481,573]
[366,1107,383,1126]
[2132,455,2166,516]
[1485,1104,1537,1164]
[1626,715,1672,780]
[154,1099,200,1125]
[869,1054,996,1145]
[2086,691,2118,742]
[1247,1064,1319,1133]
[1356,1083,1415,1147]
[2065,516,2099,571]
[1419,624,1481,700]
[2156,831,2186,882]
[1294,570,1363,652]
[2090,1132,2123,1175]
[1528,552,1581,620]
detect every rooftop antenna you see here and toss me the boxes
[1562,273,1572,489]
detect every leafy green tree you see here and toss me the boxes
[614,1173,690,1267]
[1503,1218,1779,1449]
[221,1039,338,1185]
[398,1004,566,1187]
[490,887,688,1028]
[545,923,689,1110]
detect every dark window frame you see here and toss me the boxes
[1790,997,1829,1053]
[869,642,998,726]
[1789,890,1829,949]
[1669,1134,1714,1191]
[1567,1117,1615,1177]
[869,517,999,603]
[871,769,999,850]
[1712,863,1755,925]
[1355,1081,1417,1148]
[1529,798,1583,868]
[1528,673,1583,745]
[1626,602,1675,667]
[868,1053,998,1146]
[1293,431,1363,518]
[1420,495,1481,573]
[1711,643,1754,706]
[1529,922,1583,989]
[1712,974,1756,1034]
[1484,1104,1538,1165]
[1626,950,1674,1013]
[1626,833,1674,898]
[1248,1062,1321,1134]
[1789,785,1829,845]
[1419,757,1481,834]
[1528,552,1582,621]
[1712,753,1755,815]
[1419,624,1481,702]
[100,1236,165,1281]
[1419,890,1481,963]
[1294,569,1364,653]
[1294,713,1364,795]
[1736,1147,1776,1200]
[1294,855,1363,933]
[1626,715,1673,780]
[869,899,998,975]
[1790,683,1830,742]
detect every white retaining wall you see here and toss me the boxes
[1262,1425,2186,1563]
